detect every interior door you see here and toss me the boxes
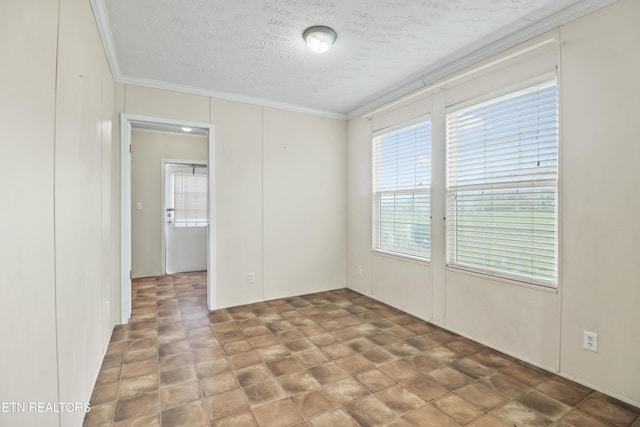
[164,162,208,274]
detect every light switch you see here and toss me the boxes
[136,202,142,210]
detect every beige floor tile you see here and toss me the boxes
[379,360,421,382]
[535,378,591,406]
[308,362,349,385]
[324,377,369,404]
[493,401,553,427]
[500,363,550,387]
[517,389,571,421]
[90,382,118,406]
[375,385,426,415]
[354,367,397,392]
[195,357,229,378]
[308,409,358,427]
[267,356,306,376]
[434,393,485,425]
[210,411,259,427]
[112,414,160,427]
[252,399,303,427]
[579,396,638,427]
[428,366,474,390]
[84,273,640,427]
[402,404,459,427]
[291,389,338,419]
[159,380,201,409]
[556,409,610,427]
[455,382,509,411]
[344,395,397,426]
[117,374,158,399]
[404,375,449,402]
[203,388,249,421]
[277,370,321,395]
[83,401,116,427]
[160,400,208,426]
[243,379,287,407]
[159,364,197,388]
[466,414,512,427]
[200,370,238,396]
[119,359,157,380]
[113,392,159,423]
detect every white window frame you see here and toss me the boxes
[446,80,559,287]
[372,116,432,260]
[168,164,209,228]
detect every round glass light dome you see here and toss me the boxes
[303,26,337,53]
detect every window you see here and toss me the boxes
[373,118,431,259]
[170,165,208,227]
[446,81,558,286]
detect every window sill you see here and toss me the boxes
[372,249,431,265]
[445,265,558,294]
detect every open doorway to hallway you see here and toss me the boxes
[130,125,208,278]
[121,114,216,324]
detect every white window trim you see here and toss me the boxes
[445,79,559,288]
[372,115,432,261]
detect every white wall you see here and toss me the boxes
[0,0,118,426]
[130,129,207,277]
[559,0,640,406]
[347,0,640,407]
[54,0,118,425]
[0,2,60,426]
[263,108,347,300]
[123,87,348,309]
[211,99,264,307]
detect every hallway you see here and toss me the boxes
[84,273,640,426]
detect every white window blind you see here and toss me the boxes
[446,81,558,286]
[373,118,431,259]
[173,167,208,227]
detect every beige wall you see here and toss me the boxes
[123,86,348,309]
[131,130,208,277]
[559,0,640,406]
[211,99,264,307]
[0,0,118,426]
[263,108,347,300]
[346,0,640,407]
[54,0,119,425]
[0,1,60,426]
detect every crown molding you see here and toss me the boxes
[119,75,347,120]
[90,0,345,120]
[90,0,617,122]
[89,0,122,80]
[346,0,619,120]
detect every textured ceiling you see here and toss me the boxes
[98,0,613,117]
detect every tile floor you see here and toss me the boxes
[84,272,640,427]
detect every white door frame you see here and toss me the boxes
[120,113,216,324]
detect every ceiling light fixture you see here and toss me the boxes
[182,127,193,132]
[303,26,337,53]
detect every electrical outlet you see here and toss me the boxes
[584,330,598,352]
[248,272,255,284]
[357,266,363,276]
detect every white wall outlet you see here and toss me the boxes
[136,202,142,210]
[357,265,363,276]
[584,330,598,352]
[248,272,255,284]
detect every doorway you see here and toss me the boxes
[120,114,216,324]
